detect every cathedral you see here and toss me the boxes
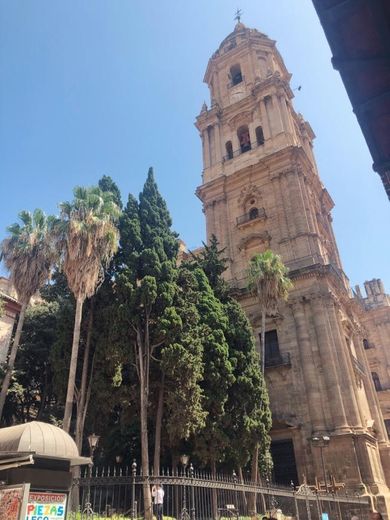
[195,20,390,514]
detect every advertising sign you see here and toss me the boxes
[0,484,30,520]
[26,492,67,520]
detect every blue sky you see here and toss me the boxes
[0,0,389,293]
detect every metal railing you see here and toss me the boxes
[236,208,267,226]
[223,140,265,163]
[67,467,370,520]
[265,352,291,369]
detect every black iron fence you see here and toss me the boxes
[67,467,370,520]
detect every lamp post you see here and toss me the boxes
[311,435,330,493]
[84,433,100,518]
[180,454,189,520]
[131,459,137,520]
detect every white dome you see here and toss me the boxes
[0,421,89,466]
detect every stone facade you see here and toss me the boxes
[0,277,20,365]
[195,22,390,515]
[355,280,390,443]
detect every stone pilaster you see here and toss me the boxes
[311,295,349,431]
[259,98,271,140]
[327,298,363,429]
[290,299,326,432]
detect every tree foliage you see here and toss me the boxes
[1,174,275,485]
[247,250,293,374]
[0,209,57,420]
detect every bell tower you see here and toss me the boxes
[196,21,390,513]
[196,21,343,287]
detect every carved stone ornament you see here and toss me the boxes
[238,231,270,251]
[228,111,253,131]
[238,184,262,208]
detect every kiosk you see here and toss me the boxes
[0,421,90,519]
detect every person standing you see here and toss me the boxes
[152,484,164,520]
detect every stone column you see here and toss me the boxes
[291,299,326,432]
[232,132,241,156]
[248,122,256,150]
[286,170,307,236]
[311,296,349,431]
[327,299,362,429]
[203,129,210,169]
[271,173,289,241]
[281,97,295,135]
[214,123,222,165]
[271,94,284,134]
[281,171,298,238]
[259,99,271,140]
[354,332,387,442]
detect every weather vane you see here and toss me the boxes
[234,8,242,23]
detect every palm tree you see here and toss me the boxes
[0,209,56,419]
[246,250,292,502]
[55,186,120,433]
[247,250,293,374]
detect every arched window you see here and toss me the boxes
[372,372,382,391]
[230,64,243,86]
[249,207,259,220]
[256,126,265,146]
[237,125,251,153]
[225,141,233,160]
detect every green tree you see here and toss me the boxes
[98,175,123,209]
[190,266,234,473]
[195,238,273,517]
[115,168,179,520]
[223,299,272,474]
[74,176,124,450]
[247,250,293,374]
[10,301,60,423]
[0,209,56,420]
[55,186,120,433]
[161,266,206,444]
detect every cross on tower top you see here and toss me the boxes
[234,8,242,23]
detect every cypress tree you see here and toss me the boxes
[115,168,181,519]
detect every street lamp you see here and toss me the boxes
[84,433,100,518]
[180,454,190,520]
[311,435,330,493]
[88,433,100,456]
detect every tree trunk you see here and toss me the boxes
[261,308,266,375]
[248,444,259,515]
[238,466,247,508]
[37,376,49,420]
[153,374,165,477]
[75,302,94,451]
[0,302,28,420]
[63,295,84,433]
[139,340,152,520]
